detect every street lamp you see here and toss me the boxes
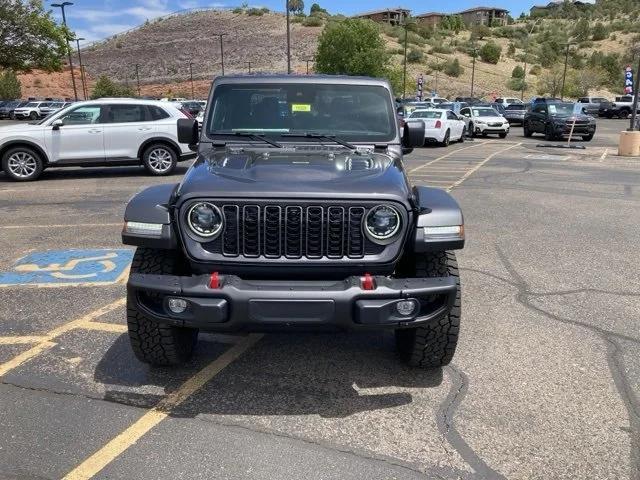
[135,64,141,96]
[560,42,574,101]
[189,62,195,99]
[245,62,252,74]
[629,52,640,131]
[51,2,78,101]
[213,34,227,76]
[470,45,478,98]
[286,0,291,74]
[74,37,87,100]
[521,19,539,101]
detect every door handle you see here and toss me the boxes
[137,127,151,131]
[87,129,101,134]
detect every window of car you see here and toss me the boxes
[147,105,171,120]
[446,111,458,120]
[533,105,546,114]
[506,104,525,110]
[459,108,469,116]
[495,98,504,103]
[594,98,607,103]
[60,105,102,125]
[409,110,441,119]
[578,98,589,103]
[472,108,499,117]
[105,104,147,123]
[24,102,38,108]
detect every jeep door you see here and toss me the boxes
[102,104,155,161]
[531,104,547,132]
[45,104,105,164]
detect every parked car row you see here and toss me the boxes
[0,99,74,120]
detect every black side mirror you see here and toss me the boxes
[402,122,425,148]
[177,118,198,146]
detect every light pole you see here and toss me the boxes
[470,45,478,98]
[135,64,141,96]
[402,21,409,99]
[51,2,78,101]
[246,62,252,74]
[305,59,313,74]
[189,62,194,99]
[521,19,538,100]
[560,42,573,101]
[213,34,227,75]
[629,54,640,131]
[74,37,87,99]
[286,0,291,74]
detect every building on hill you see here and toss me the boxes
[415,12,445,28]
[530,0,595,15]
[457,7,509,26]
[353,7,410,26]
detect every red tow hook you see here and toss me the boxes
[360,273,376,291]
[209,272,220,289]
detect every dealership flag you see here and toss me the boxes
[624,65,634,94]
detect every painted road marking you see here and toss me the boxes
[407,141,491,174]
[0,223,122,229]
[0,335,49,345]
[63,333,264,480]
[0,298,125,377]
[0,249,133,287]
[447,143,522,192]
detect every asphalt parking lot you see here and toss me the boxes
[0,118,638,479]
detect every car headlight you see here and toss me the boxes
[187,202,223,238]
[364,205,401,244]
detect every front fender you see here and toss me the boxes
[412,186,464,252]
[122,183,179,249]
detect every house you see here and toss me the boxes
[457,6,509,26]
[415,12,445,28]
[353,7,410,26]
[530,0,595,15]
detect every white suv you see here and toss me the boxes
[0,98,195,181]
[14,101,52,120]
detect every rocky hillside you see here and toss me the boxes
[82,9,320,88]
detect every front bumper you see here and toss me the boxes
[128,272,457,331]
[554,123,596,136]
[474,123,509,134]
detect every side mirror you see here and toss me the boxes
[51,119,63,130]
[177,118,198,147]
[582,107,588,114]
[402,121,425,148]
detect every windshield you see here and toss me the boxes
[506,104,525,111]
[472,108,499,117]
[207,83,396,142]
[547,103,575,116]
[24,102,38,107]
[409,110,442,119]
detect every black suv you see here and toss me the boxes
[523,98,596,141]
[121,75,464,368]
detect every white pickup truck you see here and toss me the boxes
[598,95,640,118]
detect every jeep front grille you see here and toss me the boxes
[198,202,390,260]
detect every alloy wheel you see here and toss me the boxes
[7,152,37,178]
[147,148,173,173]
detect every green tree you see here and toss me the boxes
[511,65,525,78]
[315,19,389,77]
[479,41,501,64]
[91,75,134,99]
[310,3,327,14]
[407,49,423,63]
[572,18,590,42]
[0,70,21,99]
[0,0,69,72]
[470,24,491,40]
[591,22,608,41]
[444,58,463,77]
[288,0,304,15]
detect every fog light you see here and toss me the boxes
[167,298,188,314]
[396,299,419,316]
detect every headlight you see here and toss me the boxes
[364,205,401,244]
[187,202,223,238]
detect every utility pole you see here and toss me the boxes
[213,34,227,75]
[189,62,194,99]
[51,2,78,101]
[286,0,291,74]
[135,64,141,96]
[305,59,313,74]
[246,62,252,74]
[82,64,89,98]
[560,42,572,100]
[402,21,409,99]
[521,19,538,100]
[74,37,87,99]
[470,46,477,98]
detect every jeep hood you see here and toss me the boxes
[176,148,412,205]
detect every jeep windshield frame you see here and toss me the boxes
[203,79,397,144]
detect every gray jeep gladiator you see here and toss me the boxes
[122,75,465,368]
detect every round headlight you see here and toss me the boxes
[364,205,401,243]
[187,202,223,238]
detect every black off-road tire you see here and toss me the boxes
[127,247,198,366]
[499,132,508,139]
[582,134,594,141]
[523,121,533,137]
[544,124,556,141]
[395,251,461,368]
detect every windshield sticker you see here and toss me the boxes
[548,105,557,114]
[292,103,311,112]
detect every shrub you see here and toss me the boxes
[431,43,453,54]
[444,58,463,77]
[246,7,264,16]
[507,42,516,56]
[407,49,423,63]
[512,65,525,78]
[592,22,608,41]
[302,15,323,27]
[291,15,304,23]
[529,64,541,75]
[91,75,134,99]
[479,41,501,64]
[232,7,243,13]
[507,77,526,91]
[0,70,21,99]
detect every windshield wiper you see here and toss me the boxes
[281,133,356,150]
[216,131,283,148]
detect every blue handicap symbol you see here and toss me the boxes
[0,249,134,286]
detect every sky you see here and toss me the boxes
[52,0,538,44]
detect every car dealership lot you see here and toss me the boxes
[0,119,638,479]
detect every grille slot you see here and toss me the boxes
[204,202,398,260]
